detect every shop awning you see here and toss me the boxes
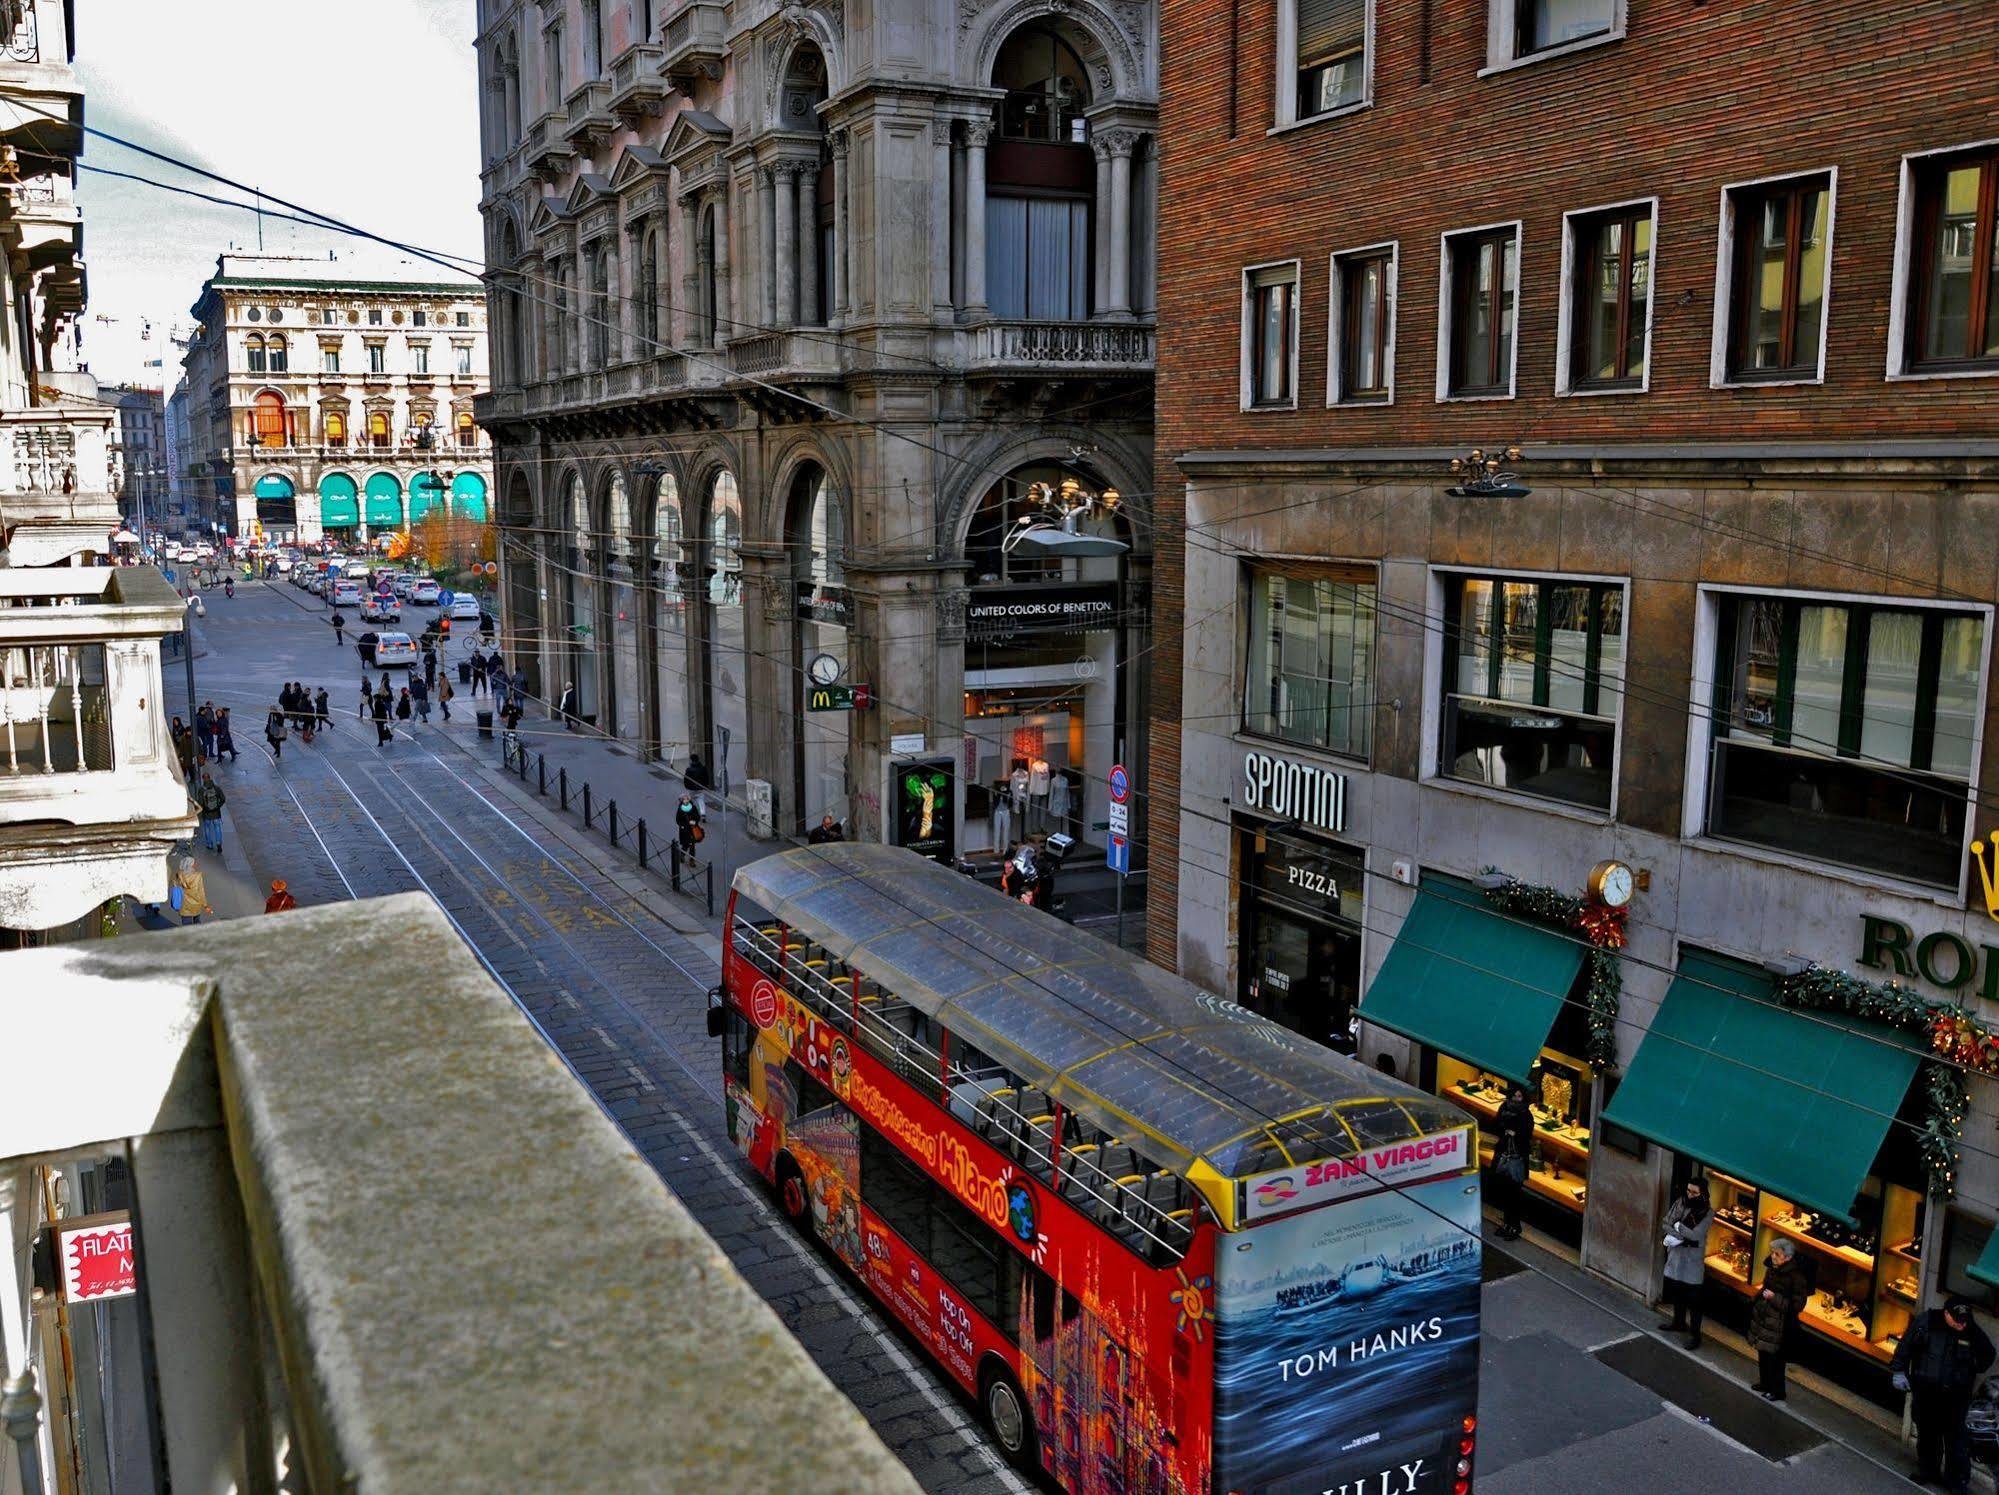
[1969,1224,1999,1291]
[1357,880,1586,1087]
[364,473,403,528]
[318,473,359,528]
[1600,952,1924,1226]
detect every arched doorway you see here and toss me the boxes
[409,470,445,526]
[789,463,848,834]
[254,474,296,538]
[363,473,403,534]
[649,472,693,767]
[605,470,638,741]
[564,473,598,725]
[697,471,745,789]
[318,472,360,538]
[960,461,1131,857]
[451,471,489,521]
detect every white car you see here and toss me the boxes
[448,594,484,622]
[373,632,418,668]
[411,578,441,604]
[391,573,417,597]
[332,580,364,607]
[361,594,400,623]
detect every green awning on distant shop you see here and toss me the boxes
[1357,880,1586,1088]
[1969,1223,1999,1291]
[1601,952,1923,1226]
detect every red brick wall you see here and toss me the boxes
[1143,0,1999,966]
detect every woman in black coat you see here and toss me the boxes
[1490,1082,1534,1241]
[264,706,287,760]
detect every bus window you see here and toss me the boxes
[721,1006,755,1087]
[784,1058,843,1119]
[855,994,944,1103]
[930,1190,1003,1322]
[860,1125,932,1251]
[1027,1263,1081,1344]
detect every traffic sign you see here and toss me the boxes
[1108,763,1130,804]
[1108,800,1129,837]
[1107,832,1130,875]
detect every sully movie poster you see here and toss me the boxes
[1213,1174,1481,1495]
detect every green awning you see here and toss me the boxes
[318,473,359,528]
[364,473,403,528]
[1358,880,1586,1087]
[1970,1223,1999,1291]
[1601,952,1923,1226]
[410,471,443,524]
[452,471,489,522]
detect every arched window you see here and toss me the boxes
[639,229,660,351]
[965,462,1116,585]
[588,245,611,367]
[653,472,683,598]
[456,410,477,448]
[268,335,289,374]
[245,335,266,374]
[498,224,525,381]
[607,472,632,563]
[502,34,521,141]
[568,473,589,555]
[994,26,1091,142]
[792,468,845,591]
[368,410,390,448]
[324,411,347,446]
[707,472,742,605]
[253,391,287,448]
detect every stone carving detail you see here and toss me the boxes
[1092,127,1138,158]
[963,120,993,149]
[829,128,850,160]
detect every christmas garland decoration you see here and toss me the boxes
[1770,963,1999,1200]
[1477,873,1623,1071]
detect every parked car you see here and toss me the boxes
[391,573,417,597]
[361,594,400,623]
[373,632,418,668]
[332,580,364,607]
[411,578,441,604]
[448,594,483,622]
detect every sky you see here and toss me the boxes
[73,0,486,389]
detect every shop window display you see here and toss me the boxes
[1436,1049,1594,1221]
[1699,1170,1921,1364]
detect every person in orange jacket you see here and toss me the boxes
[263,878,298,914]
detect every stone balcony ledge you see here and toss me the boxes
[0,896,918,1493]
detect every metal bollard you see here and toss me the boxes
[559,767,569,811]
[669,840,681,892]
[704,863,714,918]
[608,800,619,846]
[537,757,546,795]
[637,817,648,868]
[583,783,593,828]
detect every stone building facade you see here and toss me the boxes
[178,254,494,546]
[474,0,1155,849]
[1150,0,1999,1391]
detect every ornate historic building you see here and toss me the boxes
[179,254,493,545]
[474,0,1155,850]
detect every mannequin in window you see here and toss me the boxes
[991,784,1012,852]
[1009,758,1029,816]
[1047,770,1071,832]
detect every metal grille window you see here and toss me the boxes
[0,644,112,774]
[1243,564,1375,758]
[1294,0,1365,119]
[1441,574,1624,809]
[1707,594,1983,886]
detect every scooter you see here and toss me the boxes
[223,579,235,599]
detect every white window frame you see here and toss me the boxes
[1271,0,1375,134]
[1435,220,1522,404]
[1326,240,1398,406]
[1419,564,1631,823]
[1682,582,1994,905]
[1708,166,1838,390]
[1481,0,1626,76]
[1886,134,1999,382]
[1241,259,1302,412]
[1554,196,1658,397]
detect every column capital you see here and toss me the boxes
[963,120,994,150]
[1093,128,1140,159]
[829,128,849,161]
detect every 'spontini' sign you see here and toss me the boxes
[1239,748,1350,835]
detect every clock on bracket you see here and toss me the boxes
[1587,859,1634,908]
[807,652,842,686]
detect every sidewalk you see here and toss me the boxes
[114,802,267,932]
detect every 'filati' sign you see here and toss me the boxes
[1239,749,1349,835]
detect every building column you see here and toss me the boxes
[930,118,953,317]
[829,131,850,320]
[676,194,700,347]
[797,163,820,326]
[757,167,778,329]
[1091,138,1113,318]
[774,164,799,329]
[654,215,672,351]
[1105,130,1136,320]
[962,122,990,321]
[950,129,966,310]
[712,183,733,342]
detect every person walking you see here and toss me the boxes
[470,647,488,696]
[422,642,438,691]
[1894,1297,1996,1492]
[807,813,845,844]
[372,686,393,747]
[558,680,579,730]
[195,702,217,762]
[170,717,195,779]
[1749,1237,1810,1401]
[215,708,239,763]
[194,770,226,852]
[1657,1176,1711,1349]
[683,752,711,794]
[411,671,430,723]
[675,790,704,864]
[489,663,509,708]
[438,672,454,722]
[315,687,332,732]
[359,671,372,720]
[1489,1082,1533,1241]
[264,878,297,914]
[396,686,413,724]
[264,705,287,760]
[331,609,346,646]
[170,851,210,926]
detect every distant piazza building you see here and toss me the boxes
[178,253,494,545]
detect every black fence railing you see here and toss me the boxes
[501,728,714,915]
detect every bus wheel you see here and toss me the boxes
[775,1158,812,1236]
[979,1365,1035,1469]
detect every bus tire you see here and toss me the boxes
[775,1156,813,1237]
[978,1362,1036,1470]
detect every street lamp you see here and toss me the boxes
[1002,475,1128,559]
[1445,446,1530,499]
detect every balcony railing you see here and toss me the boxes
[727,331,840,380]
[2,8,35,63]
[0,900,918,1494]
[966,318,1157,371]
[658,1,727,86]
[0,643,108,774]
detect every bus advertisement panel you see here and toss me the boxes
[1212,1172,1481,1495]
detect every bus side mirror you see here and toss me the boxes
[706,989,726,1037]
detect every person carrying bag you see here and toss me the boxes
[1657,1176,1711,1348]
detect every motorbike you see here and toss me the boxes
[223,579,235,599]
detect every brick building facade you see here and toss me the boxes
[1150,0,1999,1387]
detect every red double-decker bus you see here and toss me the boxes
[713,845,1482,1494]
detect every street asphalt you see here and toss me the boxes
[158,577,1924,1495]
